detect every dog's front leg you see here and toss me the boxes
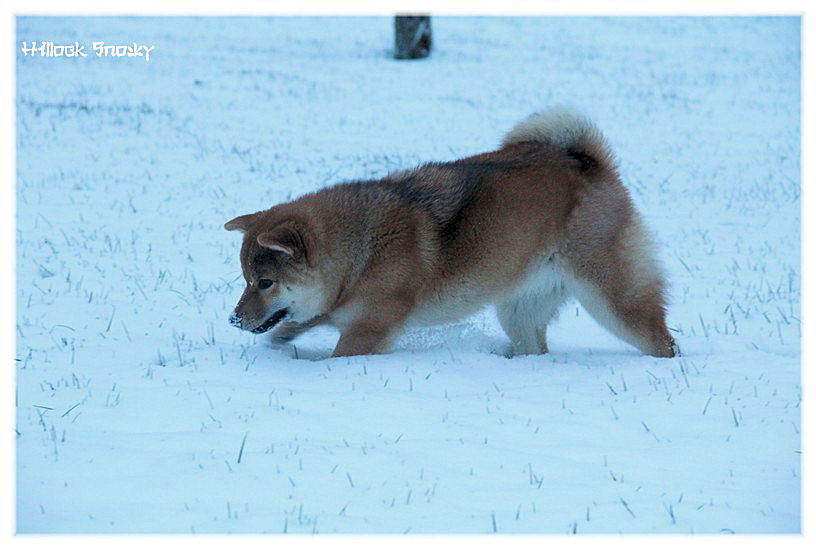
[269,315,325,346]
[332,320,402,357]
[269,321,308,345]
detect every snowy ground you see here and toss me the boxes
[15,16,801,534]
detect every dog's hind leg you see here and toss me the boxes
[496,283,568,355]
[569,276,677,357]
[565,217,678,358]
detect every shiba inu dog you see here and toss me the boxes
[225,108,678,358]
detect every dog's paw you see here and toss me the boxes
[267,321,303,345]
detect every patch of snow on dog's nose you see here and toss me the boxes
[229,312,242,328]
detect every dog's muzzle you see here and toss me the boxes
[229,309,289,334]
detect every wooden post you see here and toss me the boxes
[394,15,432,60]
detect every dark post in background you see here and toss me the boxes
[394,15,432,60]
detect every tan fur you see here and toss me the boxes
[225,108,678,358]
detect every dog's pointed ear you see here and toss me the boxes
[257,223,307,261]
[224,213,258,232]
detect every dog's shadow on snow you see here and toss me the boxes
[264,321,512,361]
[262,322,678,365]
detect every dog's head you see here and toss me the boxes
[224,212,325,333]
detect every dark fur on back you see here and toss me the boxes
[373,140,602,249]
[387,160,516,244]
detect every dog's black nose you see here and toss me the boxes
[229,312,242,328]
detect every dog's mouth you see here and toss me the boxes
[251,308,289,334]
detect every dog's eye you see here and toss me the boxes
[257,278,274,290]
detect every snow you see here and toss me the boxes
[15,16,800,533]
